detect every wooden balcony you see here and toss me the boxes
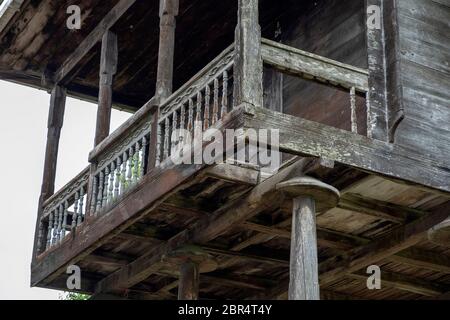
[31,40,450,300]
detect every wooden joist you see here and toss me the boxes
[243,105,450,194]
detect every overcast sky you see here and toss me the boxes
[0,80,130,299]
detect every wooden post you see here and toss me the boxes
[277,176,340,300]
[289,196,320,300]
[156,0,179,100]
[178,260,199,300]
[94,31,118,146]
[233,0,263,108]
[32,85,67,262]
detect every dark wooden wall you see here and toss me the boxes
[394,0,450,164]
[263,0,368,134]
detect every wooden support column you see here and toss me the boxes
[178,260,199,300]
[233,0,263,108]
[277,177,340,300]
[156,0,179,100]
[32,85,67,262]
[94,31,118,146]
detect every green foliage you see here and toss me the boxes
[60,292,90,300]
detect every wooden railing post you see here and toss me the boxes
[233,0,263,108]
[147,99,161,171]
[94,30,118,147]
[32,85,66,263]
[156,0,179,100]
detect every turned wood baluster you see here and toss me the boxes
[121,152,128,192]
[163,117,170,159]
[133,142,140,183]
[179,104,186,147]
[108,163,115,202]
[127,147,134,186]
[52,208,58,245]
[78,187,85,226]
[46,212,53,249]
[141,137,148,178]
[61,201,68,240]
[103,167,110,208]
[114,158,121,198]
[195,91,203,133]
[221,71,228,118]
[204,85,211,130]
[97,171,104,212]
[171,111,178,155]
[56,204,63,242]
[90,175,98,214]
[187,98,194,133]
[73,191,79,229]
[212,78,219,125]
[37,221,44,253]
[350,87,358,134]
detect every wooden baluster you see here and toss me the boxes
[115,158,121,198]
[52,208,58,245]
[204,85,211,130]
[108,163,115,202]
[121,152,128,192]
[127,148,134,185]
[179,104,186,149]
[212,78,219,125]
[350,87,358,134]
[61,201,68,240]
[103,167,109,208]
[163,117,170,159]
[133,141,140,184]
[171,111,178,155]
[46,213,53,249]
[156,124,162,167]
[37,221,44,253]
[90,175,98,214]
[221,71,228,118]
[97,171,104,212]
[78,187,84,226]
[73,191,79,229]
[56,204,63,242]
[141,137,148,178]
[195,91,203,133]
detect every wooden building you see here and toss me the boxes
[0,0,449,300]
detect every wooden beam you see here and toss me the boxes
[155,0,179,99]
[94,31,118,146]
[233,0,263,108]
[243,105,450,194]
[54,0,137,85]
[319,201,450,286]
[389,248,450,274]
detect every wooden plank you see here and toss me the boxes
[390,248,450,274]
[243,105,450,193]
[289,196,320,300]
[54,0,137,85]
[178,261,199,300]
[349,271,448,296]
[261,38,369,92]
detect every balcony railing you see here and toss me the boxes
[35,40,370,258]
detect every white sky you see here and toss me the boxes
[0,80,131,299]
